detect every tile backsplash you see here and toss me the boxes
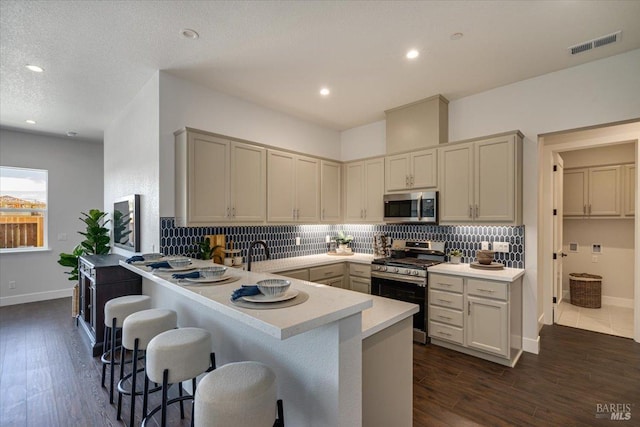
[160,218,525,268]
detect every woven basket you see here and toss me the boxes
[569,273,602,308]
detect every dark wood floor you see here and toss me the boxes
[1,298,638,426]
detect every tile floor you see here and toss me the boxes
[556,300,634,338]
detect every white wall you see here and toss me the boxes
[341,120,386,161]
[104,72,160,255]
[158,72,342,217]
[339,49,640,352]
[0,129,103,305]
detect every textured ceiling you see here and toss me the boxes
[1,0,640,142]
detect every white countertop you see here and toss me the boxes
[428,262,525,282]
[249,252,375,273]
[121,257,416,341]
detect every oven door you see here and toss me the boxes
[371,272,427,343]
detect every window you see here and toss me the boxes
[0,166,48,252]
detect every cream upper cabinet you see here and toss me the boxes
[320,160,342,222]
[563,168,588,216]
[344,158,384,223]
[175,129,266,226]
[267,150,320,223]
[564,165,623,217]
[385,148,437,192]
[624,164,636,216]
[439,132,522,225]
[230,142,267,222]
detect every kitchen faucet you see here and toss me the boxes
[247,240,271,271]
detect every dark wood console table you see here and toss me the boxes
[77,254,141,356]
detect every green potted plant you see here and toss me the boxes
[448,249,463,264]
[58,209,111,277]
[194,237,223,262]
[334,231,354,253]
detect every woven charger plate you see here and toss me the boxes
[470,261,505,270]
[231,290,309,310]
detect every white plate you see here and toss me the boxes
[242,289,299,303]
[155,264,195,272]
[183,274,232,283]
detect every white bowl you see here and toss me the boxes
[257,279,291,298]
[167,257,191,268]
[199,266,227,279]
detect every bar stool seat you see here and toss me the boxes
[194,361,284,427]
[142,327,215,427]
[101,294,151,403]
[117,308,177,427]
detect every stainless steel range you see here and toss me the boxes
[371,240,445,344]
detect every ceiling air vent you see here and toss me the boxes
[568,31,622,55]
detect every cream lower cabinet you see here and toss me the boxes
[348,263,371,294]
[344,158,385,223]
[267,150,320,223]
[428,272,522,367]
[174,128,266,226]
[439,132,522,225]
[310,263,345,288]
[385,148,437,192]
[277,268,310,281]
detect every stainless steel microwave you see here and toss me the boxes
[383,191,438,223]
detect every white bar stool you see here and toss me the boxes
[194,361,285,427]
[101,294,151,403]
[142,327,216,427]
[116,308,177,427]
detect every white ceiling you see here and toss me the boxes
[1,1,640,142]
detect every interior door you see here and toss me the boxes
[553,153,565,323]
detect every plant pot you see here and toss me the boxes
[450,256,462,264]
[337,244,348,253]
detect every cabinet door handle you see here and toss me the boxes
[360,209,364,219]
[437,298,452,304]
[437,315,452,320]
[469,205,473,218]
[477,288,496,293]
[406,175,409,187]
[588,204,592,214]
[227,207,230,218]
[475,205,479,218]
[232,207,236,218]
[364,209,367,218]
[322,208,325,220]
[437,331,452,337]
[468,301,471,315]
[583,205,586,214]
[410,175,414,186]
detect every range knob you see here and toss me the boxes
[380,266,387,272]
[391,267,399,273]
[411,270,419,276]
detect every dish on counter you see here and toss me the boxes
[242,289,299,303]
[155,265,195,272]
[183,274,232,284]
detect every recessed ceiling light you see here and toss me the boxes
[450,32,464,40]
[25,64,44,73]
[66,131,78,137]
[406,49,419,59]
[25,119,36,124]
[320,87,330,96]
[180,28,199,39]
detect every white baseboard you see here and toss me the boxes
[562,290,633,308]
[523,335,540,354]
[0,288,72,307]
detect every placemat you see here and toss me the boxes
[179,276,241,286]
[231,290,309,310]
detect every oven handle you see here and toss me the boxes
[371,271,426,287]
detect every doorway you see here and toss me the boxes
[539,119,640,343]
[554,143,635,338]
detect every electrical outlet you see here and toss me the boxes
[493,242,509,253]
[9,281,16,289]
[481,241,490,250]
[57,233,67,241]
[295,237,301,246]
[592,255,599,263]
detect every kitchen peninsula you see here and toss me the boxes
[120,257,418,427]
